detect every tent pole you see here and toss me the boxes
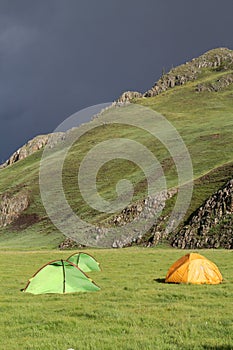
[61,259,66,293]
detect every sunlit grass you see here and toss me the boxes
[0,248,232,350]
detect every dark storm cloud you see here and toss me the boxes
[0,0,233,161]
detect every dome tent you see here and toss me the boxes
[67,252,100,273]
[23,259,100,294]
[165,253,222,285]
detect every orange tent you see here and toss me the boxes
[165,253,222,284]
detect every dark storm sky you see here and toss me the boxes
[0,0,233,162]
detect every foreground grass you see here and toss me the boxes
[0,248,232,350]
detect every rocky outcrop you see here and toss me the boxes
[110,192,167,227]
[144,48,233,97]
[117,91,142,103]
[144,71,193,97]
[196,73,233,92]
[145,48,233,97]
[117,48,233,101]
[1,135,50,168]
[0,133,65,169]
[58,189,177,249]
[0,190,30,227]
[172,179,233,249]
[110,191,169,247]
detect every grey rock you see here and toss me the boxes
[117,91,143,103]
[0,133,65,169]
[0,190,29,227]
[172,179,233,249]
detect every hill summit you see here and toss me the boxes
[118,47,233,101]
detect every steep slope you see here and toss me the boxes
[0,47,233,249]
[172,179,233,249]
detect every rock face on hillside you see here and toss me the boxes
[1,135,49,168]
[145,48,233,97]
[117,91,143,102]
[58,188,178,249]
[196,73,233,92]
[0,133,65,169]
[58,174,233,249]
[172,179,233,249]
[117,48,233,100]
[0,190,30,227]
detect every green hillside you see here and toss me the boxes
[0,48,233,249]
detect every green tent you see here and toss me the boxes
[67,252,101,273]
[23,259,100,294]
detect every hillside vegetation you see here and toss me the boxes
[0,48,232,249]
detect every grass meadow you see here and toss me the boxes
[0,248,232,350]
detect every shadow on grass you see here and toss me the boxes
[202,346,233,349]
[154,278,166,283]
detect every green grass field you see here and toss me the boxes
[0,248,232,350]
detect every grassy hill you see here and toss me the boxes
[0,48,233,249]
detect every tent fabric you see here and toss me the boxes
[165,253,222,285]
[67,252,101,273]
[23,259,100,294]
